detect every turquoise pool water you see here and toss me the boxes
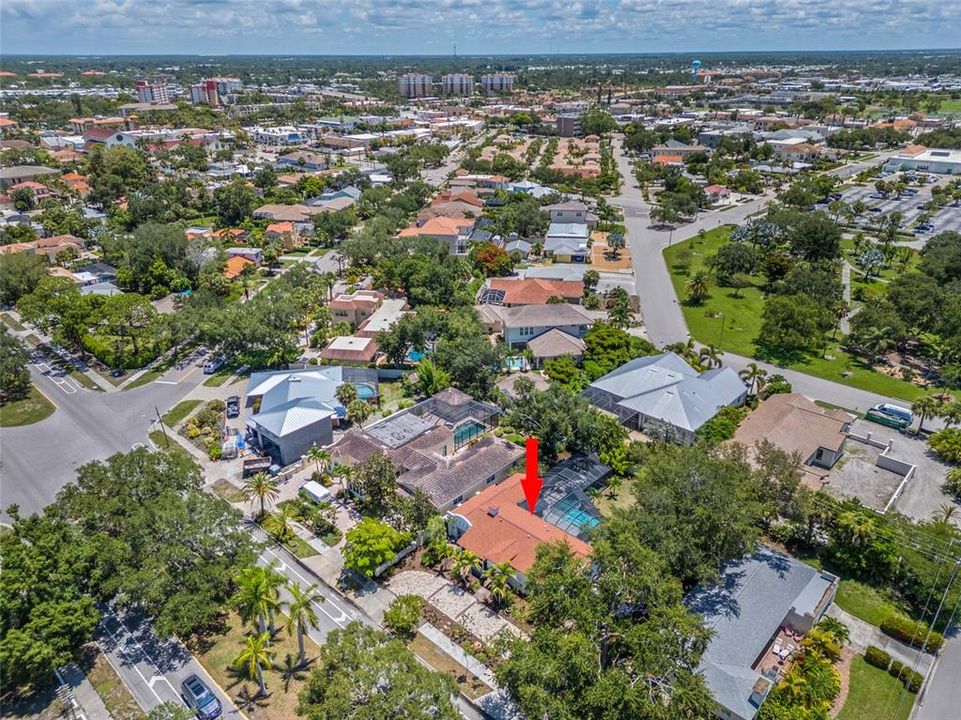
[550,496,600,535]
[406,349,426,362]
[504,356,527,370]
[454,421,485,447]
[356,383,376,400]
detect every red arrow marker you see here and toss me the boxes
[521,437,543,515]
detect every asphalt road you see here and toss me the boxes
[0,359,201,520]
[97,606,245,720]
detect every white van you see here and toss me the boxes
[300,480,332,505]
[203,356,226,374]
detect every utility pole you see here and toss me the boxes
[155,406,170,448]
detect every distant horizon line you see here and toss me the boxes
[3,47,961,60]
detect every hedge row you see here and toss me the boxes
[864,645,891,669]
[880,614,944,653]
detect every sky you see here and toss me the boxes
[2,0,961,56]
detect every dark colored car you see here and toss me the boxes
[181,674,222,720]
[226,396,240,419]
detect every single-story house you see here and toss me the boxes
[705,184,731,203]
[253,203,314,223]
[496,372,550,399]
[526,328,587,366]
[733,393,851,488]
[478,277,584,306]
[447,472,593,590]
[583,352,747,444]
[544,223,590,263]
[320,335,379,365]
[687,548,839,720]
[223,255,255,280]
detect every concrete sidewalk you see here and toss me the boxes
[58,662,113,720]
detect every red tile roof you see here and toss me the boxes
[453,474,592,574]
[486,278,583,306]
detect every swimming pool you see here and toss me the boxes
[406,349,426,363]
[504,356,528,371]
[454,421,486,448]
[547,495,600,538]
[355,383,376,400]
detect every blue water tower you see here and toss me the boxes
[692,59,702,79]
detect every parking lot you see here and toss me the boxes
[839,177,961,237]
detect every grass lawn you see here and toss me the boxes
[189,611,316,720]
[162,399,203,426]
[594,490,635,518]
[259,515,319,559]
[123,368,163,391]
[834,579,908,627]
[837,656,916,720]
[149,430,199,466]
[377,379,408,414]
[1,312,25,331]
[409,631,492,700]
[211,478,246,503]
[84,646,145,720]
[203,369,234,387]
[69,369,102,391]
[0,385,56,427]
[663,229,931,402]
[938,98,961,114]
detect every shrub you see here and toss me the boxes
[902,668,924,693]
[880,614,944,653]
[888,659,905,679]
[384,594,425,637]
[864,646,891,670]
[929,428,961,464]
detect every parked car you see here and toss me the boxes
[226,395,240,419]
[203,356,226,374]
[181,674,222,720]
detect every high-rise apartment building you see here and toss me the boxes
[441,73,473,96]
[135,79,170,104]
[398,73,433,98]
[481,73,514,95]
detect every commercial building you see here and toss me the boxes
[583,352,747,444]
[687,548,839,720]
[556,113,582,138]
[398,73,433,98]
[481,73,514,95]
[441,73,473,96]
[884,146,961,175]
[189,77,242,106]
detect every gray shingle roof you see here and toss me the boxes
[687,548,836,720]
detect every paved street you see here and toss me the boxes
[915,624,961,720]
[0,359,202,520]
[97,606,244,720]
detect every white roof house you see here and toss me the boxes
[583,352,747,444]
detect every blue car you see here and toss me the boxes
[181,674,222,720]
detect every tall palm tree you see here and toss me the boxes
[738,362,768,395]
[304,445,332,478]
[699,344,723,369]
[912,394,944,434]
[263,564,287,636]
[942,401,961,428]
[233,631,273,697]
[483,561,514,609]
[232,566,275,637]
[285,582,325,667]
[242,472,280,520]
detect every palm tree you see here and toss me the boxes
[266,504,298,544]
[242,472,280,520]
[699,344,723,369]
[779,672,807,703]
[304,445,332,478]
[942,401,961,428]
[263,564,287,636]
[285,582,324,667]
[912,394,944,434]
[451,549,480,586]
[347,399,371,426]
[232,566,276,637]
[483,561,514,609]
[816,616,849,645]
[685,270,711,305]
[233,631,273,697]
[932,504,958,524]
[335,383,358,407]
[739,362,768,395]
[604,475,623,500]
